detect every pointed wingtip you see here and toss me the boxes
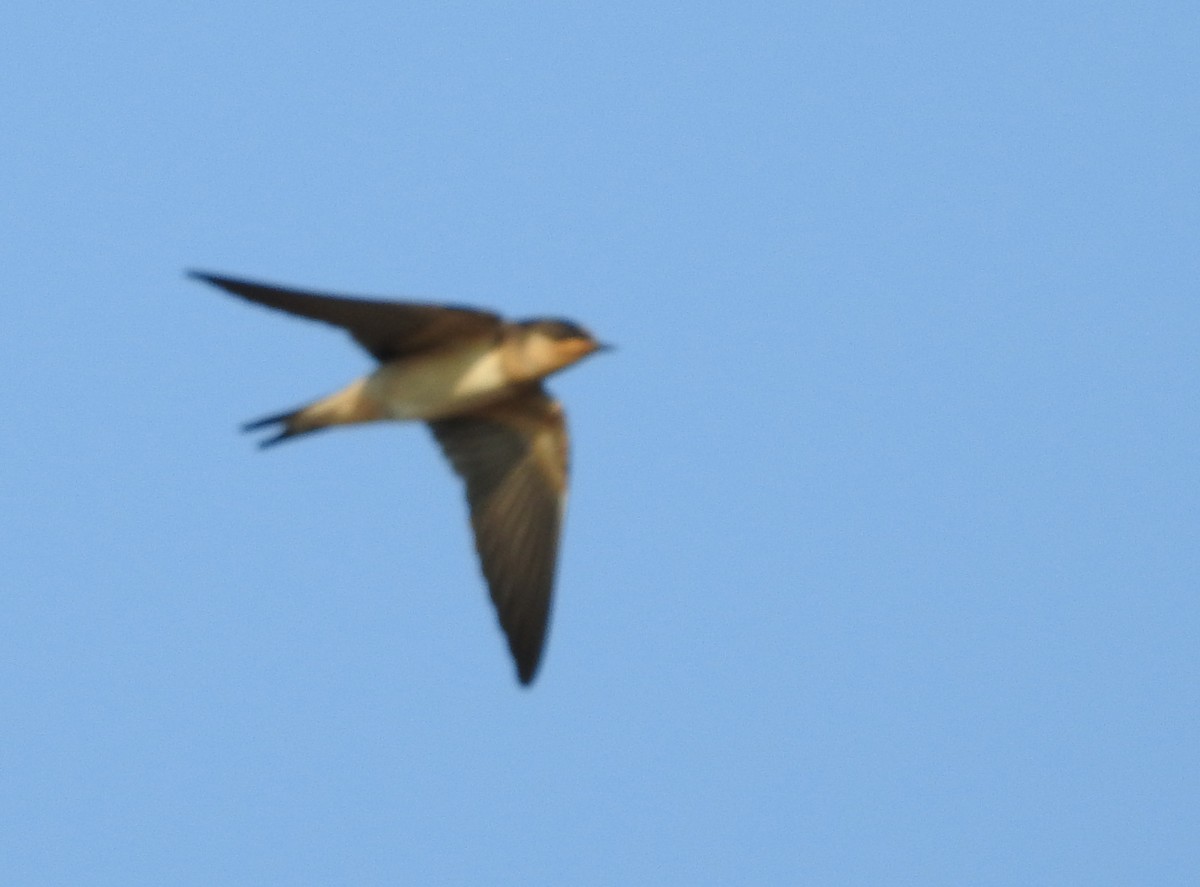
[187,270,238,293]
[515,656,541,686]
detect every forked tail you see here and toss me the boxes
[241,378,383,449]
[242,407,310,448]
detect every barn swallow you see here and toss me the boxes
[188,271,608,685]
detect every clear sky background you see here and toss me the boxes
[2,3,1196,884]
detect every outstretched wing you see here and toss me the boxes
[189,271,502,362]
[428,387,569,685]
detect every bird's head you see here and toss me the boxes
[512,318,612,378]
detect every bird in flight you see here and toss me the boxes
[189,271,609,685]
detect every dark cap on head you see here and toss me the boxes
[521,318,594,341]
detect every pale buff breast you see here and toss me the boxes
[364,341,515,421]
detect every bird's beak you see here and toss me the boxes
[593,342,616,354]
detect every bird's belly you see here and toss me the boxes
[366,346,514,420]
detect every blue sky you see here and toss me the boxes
[2,2,1196,884]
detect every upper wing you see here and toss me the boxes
[428,387,569,685]
[189,271,503,362]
